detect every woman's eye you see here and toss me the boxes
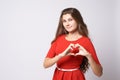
[68,18,72,21]
[62,20,66,23]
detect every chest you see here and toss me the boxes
[55,40,80,55]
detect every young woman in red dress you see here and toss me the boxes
[43,7,103,80]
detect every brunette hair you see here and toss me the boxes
[52,7,89,73]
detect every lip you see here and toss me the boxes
[66,26,72,29]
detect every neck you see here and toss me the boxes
[66,31,82,41]
[68,31,81,37]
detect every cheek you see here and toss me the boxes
[72,22,77,27]
[62,22,67,27]
[62,23,65,27]
[72,24,78,30]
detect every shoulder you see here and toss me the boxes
[52,35,65,44]
[79,36,94,47]
[55,35,65,41]
[81,36,91,42]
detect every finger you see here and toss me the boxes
[69,43,75,50]
[70,53,75,56]
[75,53,82,56]
[67,53,75,56]
[79,45,86,50]
[75,43,80,48]
[79,45,89,54]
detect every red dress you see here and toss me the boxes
[46,35,100,80]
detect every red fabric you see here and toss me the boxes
[46,35,101,80]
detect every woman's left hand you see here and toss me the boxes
[74,43,90,57]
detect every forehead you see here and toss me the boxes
[62,14,73,20]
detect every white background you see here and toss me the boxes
[0,0,120,80]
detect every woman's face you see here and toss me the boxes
[62,14,78,33]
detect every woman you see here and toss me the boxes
[43,7,103,80]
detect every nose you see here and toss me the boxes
[65,21,70,26]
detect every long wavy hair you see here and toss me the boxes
[52,7,89,73]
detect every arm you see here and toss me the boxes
[43,43,74,68]
[86,54,103,77]
[75,43,103,77]
[43,54,63,68]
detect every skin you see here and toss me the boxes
[43,14,103,77]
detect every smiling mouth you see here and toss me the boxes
[66,26,72,29]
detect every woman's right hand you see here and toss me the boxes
[43,43,74,68]
[60,43,75,57]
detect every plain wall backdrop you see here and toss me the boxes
[0,0,120,80]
